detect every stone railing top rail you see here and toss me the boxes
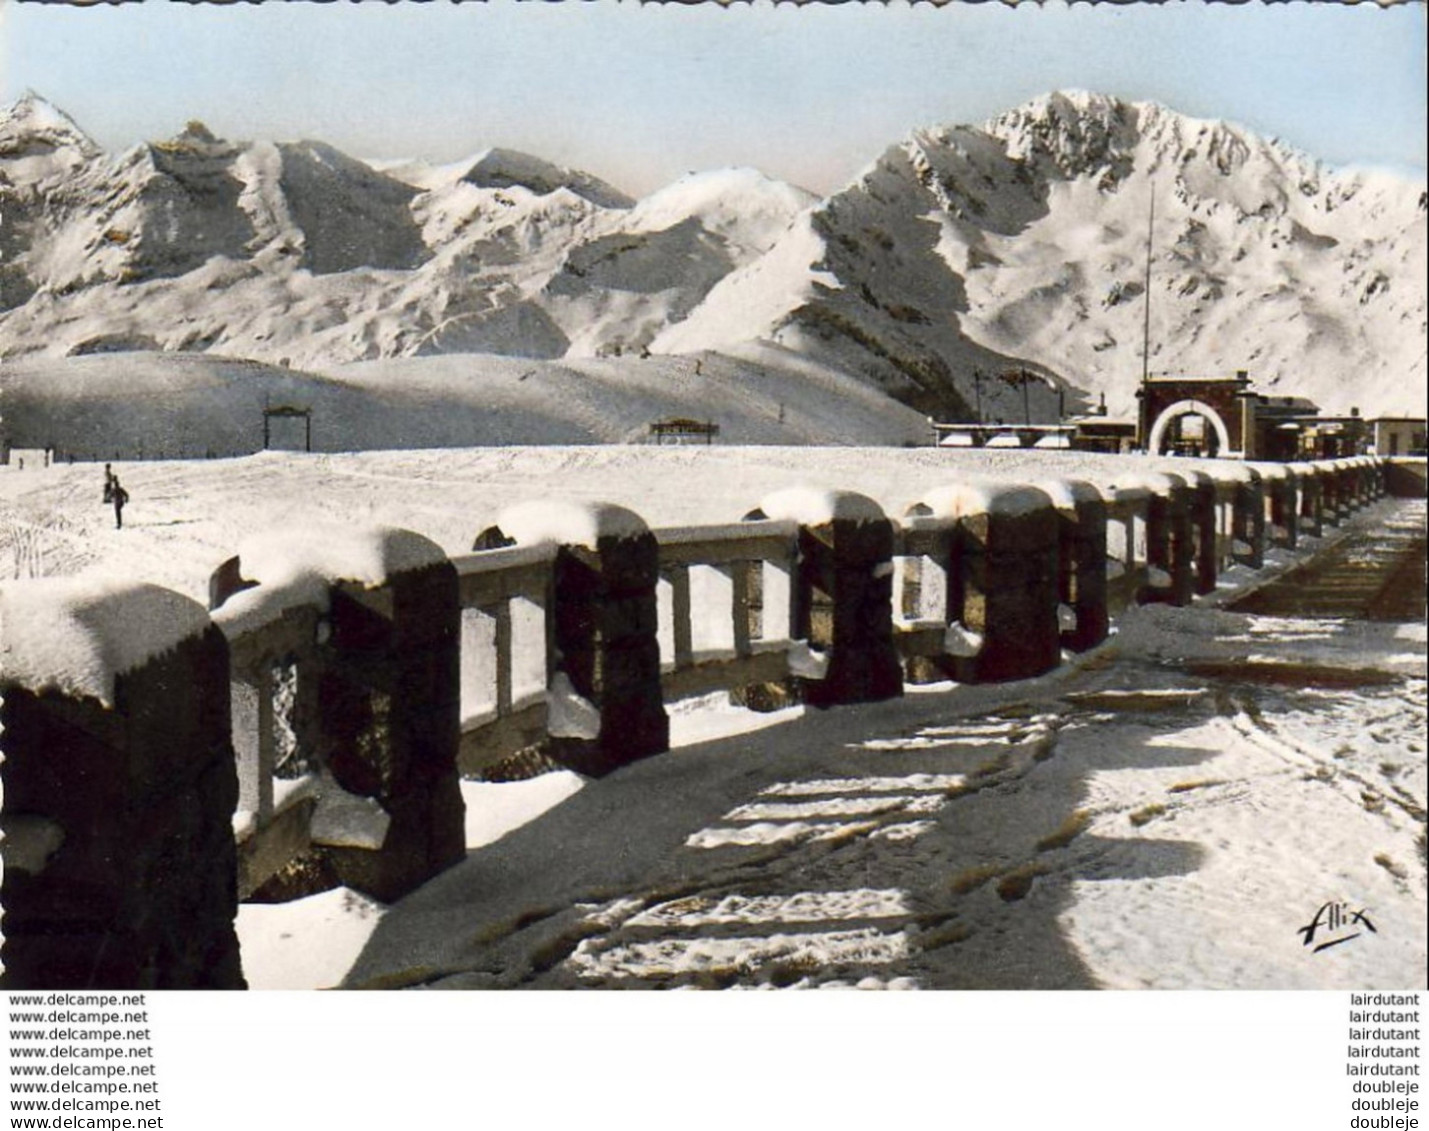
[1101,482,1154,508]
[652,518,800,546]
[451,540,560,578]
[651,520,802,567]
[2,455,1385,692]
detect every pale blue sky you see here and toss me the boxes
[3,0,1424,195]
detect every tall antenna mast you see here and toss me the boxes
[1141,187,1155,389]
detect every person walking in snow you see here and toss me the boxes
[102,462,116,503]
[111,478,128,529]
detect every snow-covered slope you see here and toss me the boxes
[0,92,106,310]
[661,91,1426,418]
[626,168,817,260]
[0,91,1422,419]
[0,96,809,368]
[0,347,930,460]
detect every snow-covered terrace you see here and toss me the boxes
[0,448,1420,992]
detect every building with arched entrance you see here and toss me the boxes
[1136,371,1366,460]
[1137,371,1257,458]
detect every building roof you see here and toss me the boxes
[1144,373,1251,384]
[1071,417,1137,430]
[1257,396,1320,412]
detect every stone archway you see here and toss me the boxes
[1146,399,1233,457]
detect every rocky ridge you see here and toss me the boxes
[1,89,1422,419]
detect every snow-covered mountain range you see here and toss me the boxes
[1,89,1423,420]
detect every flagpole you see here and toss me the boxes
[1139,185,1155,450]
[1142,188,1155,388]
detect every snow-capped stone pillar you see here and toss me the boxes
[1039,479,1108,652]
[743,488,902,708]
[1316,464,1338,525]
[1366,457,1386,500]
[211,526,466,903]
[1342,460,1361,515]
[909,482,1060,683]
[325,558,465,901]
[1295,463,1325,538]
[1261,464,1299,549]
[0,580,244,989]
[476,502,668,777]
[1339,460,1360,513]
[1357,458,1378,505]
[1331,461,1355,521]
[1144,473,1195,606]
[1182,470,1220,596]
[1231,467,1266,569]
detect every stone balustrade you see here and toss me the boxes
[0,455,1390,988]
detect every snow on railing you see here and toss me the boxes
[892,513,959,662]
[208,528,464,904]
[10,459,1384,911]
[208,457,1380,869]
[1101,485,1149,614]
[214,589,325,899]
[0,458,1391,989]
[652,519,800,702]
[450,542,558,776]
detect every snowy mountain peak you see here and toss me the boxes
[454,147,633,210]
[0,93,1421,423]
[0,91,101,182]
[1,90,97,149]
[174,119,220,146]
[627,167,815,256]
[663,90,1424,420]
[145,120,245,166]
[994,88,1129,128]
[984,90,1143,180]
[983,92,1314,190]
